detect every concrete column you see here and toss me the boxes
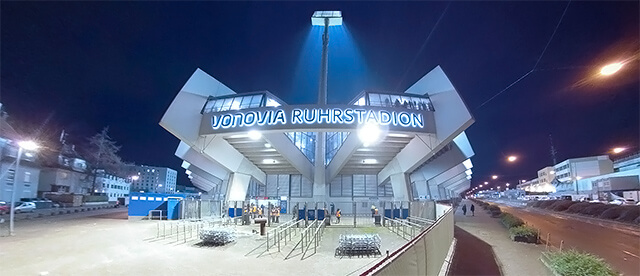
[226,173,251,201]
[390,173,412,201]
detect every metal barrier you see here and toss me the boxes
[362,204,454,276]
[246,219,303,257]
[383,217,420,241]
[153,218,223,242]
[266,219,301,252]
[148,210,164,220]
[301,218,327,259]
[285,220,322,260]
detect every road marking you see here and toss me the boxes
[623,250,640,259]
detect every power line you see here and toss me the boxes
[475,0,572,111]
[395,2,451,92]
[533,0,572,70]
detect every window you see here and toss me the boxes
[6,169,15,184]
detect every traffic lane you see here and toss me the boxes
[501,206,640,276]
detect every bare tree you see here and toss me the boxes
[85,127,125,194]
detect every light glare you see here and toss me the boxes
[248,130,262,140]
[358,123,382,147]
[600,62,623,76]
[612,147,626,154]
[18,140,39,151]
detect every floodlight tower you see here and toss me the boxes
[311,11,342,200]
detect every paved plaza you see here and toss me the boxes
[1,209,408,276]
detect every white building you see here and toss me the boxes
[94,170,131,202]
[128,165,177,193]
[518,155,614,195]
[0,106,41,202]
[159,65,476,208]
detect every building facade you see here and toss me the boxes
[94,170,131,201]
[128,165,177,194]
[0,107,41,202]
[0,139,40,202]
[159,65,475,209]
[518,155,616,195]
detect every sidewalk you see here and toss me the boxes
[453,200,549,276]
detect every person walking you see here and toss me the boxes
[462,204,467,216]
[371,204,376,217]
[336,209,342,224]
[470,204,475,216]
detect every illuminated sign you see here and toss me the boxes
[200,105,435,135]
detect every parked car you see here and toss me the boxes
[14,202,36,213]
[0,202,10,214]
[608,199,635,205]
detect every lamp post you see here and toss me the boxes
[311,11,342,201]
[9,140,39,236]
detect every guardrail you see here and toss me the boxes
[302,218,327,259]
[266,219,301,252]
[285,219,323,260]
[148,210,164,220]
[246,219,303,257]
[383,217,420,241]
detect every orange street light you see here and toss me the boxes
[600,62,623,76]
[492,175,498,180]
[507,155,517,162]
[612,147,626,154]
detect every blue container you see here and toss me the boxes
[229,208,236,218]
[167,198,181,220]
[392,209,400,219]
[402,208,409,219]
[307,209,316,220]
[384,209,392,218]
[317,209,325,220]
[298,209,306,220]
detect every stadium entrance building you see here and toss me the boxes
[159,65,475,209]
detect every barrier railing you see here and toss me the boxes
[301,218,327,259]
[285,220,321,260]
[148,210,164,220]
[383,217,420,241]
[407,216,435,226]
[362,205,454,276]
[266,219,301,252]
[245,219,303,257]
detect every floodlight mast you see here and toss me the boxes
[311,11,342,200]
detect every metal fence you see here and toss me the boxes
[181,199,223,220]
[361,203,454,276]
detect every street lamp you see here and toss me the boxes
[612,147,626,154]
[507,156,517,162]
[9,140,39,236]
[311,11,343,194]
[600,62,623,76]
[479,185,483,188]
[492,175,498,180]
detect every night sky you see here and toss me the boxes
[1,2,638,190]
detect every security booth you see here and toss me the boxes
[127,192,185,220]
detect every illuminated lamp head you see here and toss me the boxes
[358,122,383,147]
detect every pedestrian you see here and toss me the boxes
[336,209,341,224]
[470,204,475,216]
[462,204,467,216]
[371,204,376,217]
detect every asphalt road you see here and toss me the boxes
[497,204,640,276]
